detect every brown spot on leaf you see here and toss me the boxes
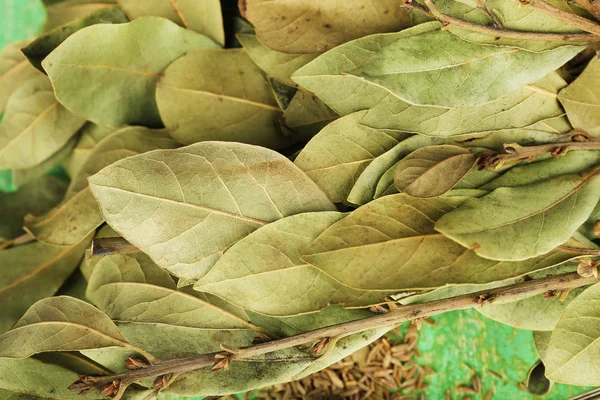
[323,23,332,29]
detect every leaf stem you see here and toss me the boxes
[519,0,600,36]
[91,238,141,256]
[70,271,597,398]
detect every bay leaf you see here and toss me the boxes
[0,357,99,399]
[23,6,129,72]
[0,40,41,114]
[118,0,225,46]
[88,142,335,279]
[242,0,412,54]
[280,90,339,139]
[43,17,219,127]
[360,72,568,136]
[156,48,293,149]
[301,194,591,290]
[292,22,584,108]
[436,168,600,261]
[35,351,111,376]
[44,2,118,31]
[0,236,91,334]
[195,212,391,316]
[0,175,67,244]
[86,254,257,329]
[294,111,406,203]
[579,200,600,241]
[545,282,600,385]
[24,127,179,247]
[0,74,86,170]
[558,57,600,138]
[347,135,451,206]
[63,123,116,178]
[237,33,317,87]
[393,145,475,198]
[526,114,573,134]
[477,289,583,331]
[0,296,134,358]
[534,330,552,364]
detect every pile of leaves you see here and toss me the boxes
[1,0,600,398]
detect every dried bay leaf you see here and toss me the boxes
[0,296,135,358]
[534,331,552,363]
[393,145,476,198]
[11,136,76,187]
[477,289,583,331]
[0,236,91,334]
[436,168,600,261]
[88,142,335,279]
[44,2,118,31]
[118,0,225,46]
[558,57,600,138]
[23,7,129,72]
[545,283,600,385]
[301,194,590,291]
[24,127,179,247]
[195,212,391,316]
[292,22,584,108]
[237,33,317,87]
[0,176,67,244]
[294,111,407,203]
[63,123,116,178]
[43,17,219,127]
[157,48,296,148]
[0,74,86,170]
[0,40,41,114]
[281,90,339,139]
[243,0,412,54]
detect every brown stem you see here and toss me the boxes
[91,238,141,257]
[520,0,600,36]
[404,0,600,42]
[70,271,597,399]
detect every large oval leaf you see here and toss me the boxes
[301,194,590,290]
[118,0,225,45]
[195,212,390,316]
[436,168,600,261]
[242,0,412,54]
[156,48,293,148]
[88,142,335,279]
[292,22,584,108]
[545,283,600,385]
[393,145,475,198]
[294,111,407,203]
[0,74,86,170]
[43,17,219,127]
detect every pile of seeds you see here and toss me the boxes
[251,324,431,400]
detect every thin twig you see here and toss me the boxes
[69,271,597,399]
[520,0,600,36]
[403,0,600,42]
[91,238,141,256]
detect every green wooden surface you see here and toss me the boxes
[0,2,594,399]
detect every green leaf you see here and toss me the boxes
[118,0,225,46]
[393,145,475,198]
[294,111,406,203]
[0,357,100,399]
[280,90,339,138]
[558,57,600,138]
[534,330,552,364]
[0,237,91,334]
[360,72,568,136]
[0,176,67,244]
[88,142,335,279]
[292,22,584,108]
[477,289,583,331]
[43,17,219,127]
[156,48,294,149]
[527,114,573,134]
[0,40,41,114]
[44,2,118,31]
[545,282,600,385]
[196,212,390,316]
[237,33,317,87]
[301,194,590,290]
[436,168,600,261]
[23,7,129,72]
[0,296,134,358]
[63,123,116,178]
[242,0,412,54]
[0,74,86,170]
[24,127,179,247]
